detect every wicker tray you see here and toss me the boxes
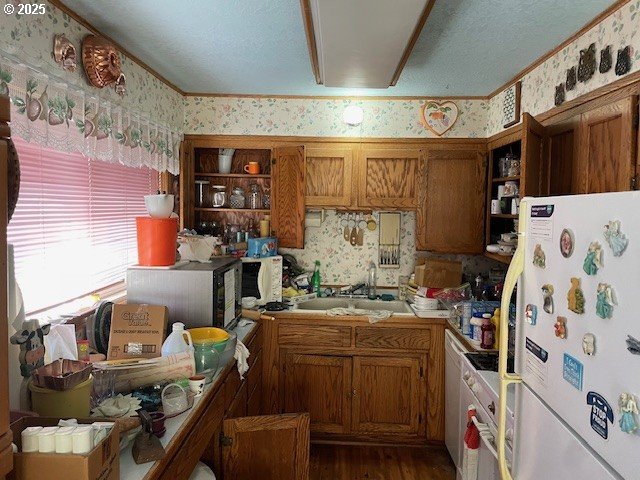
[31,359,92,391]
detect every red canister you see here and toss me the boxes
[136,217,178,266]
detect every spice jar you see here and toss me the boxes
[249,183,262,210]
[229,187,246,209]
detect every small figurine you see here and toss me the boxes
[603,220,628,257]
[554,83,565,106]
[559,228,574,258]
[626,335,640,355]
[577,43,596,83]
[583,241,603,275]
[599,45,613,73]
[10,319,51,377]
[618,393,639,434]
[542,284,554,314]
[596,283,616,319]
[525,304,537,325]
[554,316,567,339]
[582,333,596,355]
[567,277,585,314]
[533,244,546,268]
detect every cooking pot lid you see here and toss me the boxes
[265,301,287,312]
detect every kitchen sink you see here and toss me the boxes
[294,297,413,314]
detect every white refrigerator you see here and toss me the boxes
[497,192,640,480]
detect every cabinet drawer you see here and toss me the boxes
[226,381,248,419]
[355,327,431,350]
[278,323,351,347]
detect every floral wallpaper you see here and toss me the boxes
[184,96,489,138]
[486,0,640,136]
[0,0,184,130]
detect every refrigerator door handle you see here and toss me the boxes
[497,199,527,480]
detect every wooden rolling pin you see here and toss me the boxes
[242,309,275,322]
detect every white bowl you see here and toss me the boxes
[144,194,174,218]
[241,296,257,309]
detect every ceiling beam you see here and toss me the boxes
[389,0,436,86]
[300,0,322,84]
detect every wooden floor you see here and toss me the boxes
[310,444,456,480]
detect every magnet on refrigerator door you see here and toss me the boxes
[533,244,546,268]
[554,316,567,339]
[563,353,583,390]
[583,241,603,275]
[626,335,640,355]
[559,228,575,258]
[618,393,639,434]
[582,333,596,356]
[603,220,628,257]
[587,391,614,440]
[596,283,616,319]
[525,304,538,325]
[542,284,555,314]
[568,277,585,314]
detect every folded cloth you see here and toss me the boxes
[462,406,480,480]
[326,307,393,324]
[234,340,250,380]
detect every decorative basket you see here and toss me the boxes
[30,358,92,391]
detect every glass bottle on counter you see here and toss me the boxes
[249,183,262,210]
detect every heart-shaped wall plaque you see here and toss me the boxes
[420,101,459,136]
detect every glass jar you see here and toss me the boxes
[249,183,262,210]
[262,186,271,209]
[211,185,226,208]
[229,187,246,209]
[507,154,521,177]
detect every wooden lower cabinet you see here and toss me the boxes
[283,353,351,435]
[351,356,425,436]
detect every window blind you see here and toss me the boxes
[8,137,159,313]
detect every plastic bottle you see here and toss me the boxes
[481,314,495,349]
[491,308,501,350]
[161,322,193,356]
[461,302,472,335]
[469,315,483,345]
[311,260,322,296]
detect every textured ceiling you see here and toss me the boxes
[61,0,616,96]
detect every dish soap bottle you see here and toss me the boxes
[161,322,193,356]
[491,308,501,350]
[311,260,321,296]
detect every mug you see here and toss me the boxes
[244,162,260,174]
[188,375,206,397]
[491,199,501,214]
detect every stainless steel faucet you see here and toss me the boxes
[367,261,377,300]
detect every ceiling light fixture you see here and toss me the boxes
[343,105,364,126]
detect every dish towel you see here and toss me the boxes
[326,307,393,324]
[234,340,250,380]
[462,406,480,480]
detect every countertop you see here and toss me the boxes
[119,320,259,480]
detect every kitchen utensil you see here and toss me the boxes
[195,180,210,207]
[343,214,351,241]
[367,214,377,231]
[244,162,260,174]
[132,410,166,464]
[211,185,226,207]
[349,214,358,246]
[356,213,364,246]
[144,194,174,218]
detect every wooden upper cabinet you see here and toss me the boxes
[272,146,306,248]
[576,95,639,193]
[351,356,425,436]
[358,147,423,209]
[416,148,486,253]
[521,112,545,197]
[304,145,354,207]
[283,353,351,435]
[222,413,310,480]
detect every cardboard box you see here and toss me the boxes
[9,417,119,480]
[107,303,168,360]
[414,258,463,288]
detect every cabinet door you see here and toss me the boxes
[283,353,351,435]
[352,356,425,436]
[305,146,354,207]
[521,112,544,197]
[222,413,310,480]
[358,147,423,208]
[179,139,195,229]
[416,149,486,253]
[576,95,638,193]
[272,146,305,248]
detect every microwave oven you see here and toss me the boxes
[126,257,242,330]
[240,255,283,305]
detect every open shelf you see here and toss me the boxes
[492,176,520,183]
[484,252,513,265]
[195,173,271,179]
[491,213,518,219]
[195,208,270,213]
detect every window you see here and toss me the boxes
[8,137,159,313]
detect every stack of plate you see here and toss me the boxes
[412,296,439,311]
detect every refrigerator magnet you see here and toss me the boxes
[562,353,583,390]
[583,241,603,275]
[596,283,616,319]
[542,284,554,314]
[587,391,614,440]
[567,277,585,314]
[603,220,628,257]
[525,304,537,325]
[582,333,596,355]
[559,228,574,258]
[618,393,639,434]
[554,316,567,339]
[533,244,546,268]
[626,335,640,355]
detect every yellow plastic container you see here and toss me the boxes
[29,376,92,418]
[188,327,229,344]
